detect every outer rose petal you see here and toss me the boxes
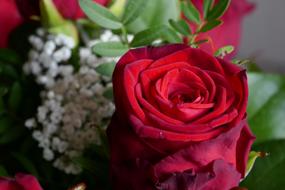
[0,0,23,48]
[107,114,159,190]
[0,174,42,190]
[236,124,255,177]
[157,160,240,190]
[151,120,254,180]
[108,114,255,189]
[15,174,43,190]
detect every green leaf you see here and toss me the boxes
[198,20,222,33]
[241,140,285,189]
[95,125,109,159]
[169,19,192,35]
[0,64,18,79]
[245,151,265,178]
[126,0,179,33]
[214,45,234,57]
[122,0,149,25]
[0,86,8,97]
[48,21,79,45]
[40,0,65,28]
[8,82,22,112]
[103,87,113,100]
[72,157,108,174]
[79,0,122,29]
[203,0,214,18]
[207,0,231,20]
[131,25,168,47]
[109,0,127,18]
[0,49,20,64]
[95,62,116,77]
[192,39,209,46]
[12,152,39,177]
[0,117,12,134]
[92,42,128,57]
[247,72,285,143]
[0,125,24,144]
[0,97,4,113]
[0,165,8,177]
[162,27,182,43]
[181,1,201,24]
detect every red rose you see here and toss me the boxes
[186,0,255,59]
[0,173,43,190]
[15,0,110,20]
[0,0,23,48]
[107,44,255,189]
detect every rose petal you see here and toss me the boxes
[152,121,246,179]
[157,159,240,190]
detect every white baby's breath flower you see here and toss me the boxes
[25,118,36,129]
[24,30,75,88]
[25,29,121,174]
[43,148,54,161]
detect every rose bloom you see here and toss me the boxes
[108,44,255,190]
[15,0,110,20]
[0,0,23,48]
[186,0,255,58]
[0,174,42,190]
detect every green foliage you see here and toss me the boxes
[247,73,285,143]
[12,152,39,177]
[0,49,20,64]
[0,124,25,144]
[162,27,182,43]
[79,0,122,29]
[206,0,231,20]
[95,61,116,77]
[0,63,18,79]
[0,117,13,134]
[214,45,234,57]
[245,151,263,178]
[242,140,285,189]
[169,19,192,36]
[131,25,179,47]
[122,0,149,25]
[40,0,78,43]
[8,82,22,112]
[126,0,179,33]
[103,87,113,100]
[92,42,128,57]
[199,20,222,33]
[181,1,201,24]
[203,0,214,18]
[0,165,8,177]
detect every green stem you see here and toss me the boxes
[189,21,205,46]
[121,27,129,48]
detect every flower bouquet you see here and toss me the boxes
[0,0,284,190]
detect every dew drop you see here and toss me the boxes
[159,131,165,139]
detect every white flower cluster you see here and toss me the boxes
[23,28,75,88]
[24,29,117,174]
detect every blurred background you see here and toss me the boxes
[239,0,285,72]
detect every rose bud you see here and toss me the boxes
[0,173,43,190]
[0,0,23,48]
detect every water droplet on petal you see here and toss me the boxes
[159,131,165,139]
